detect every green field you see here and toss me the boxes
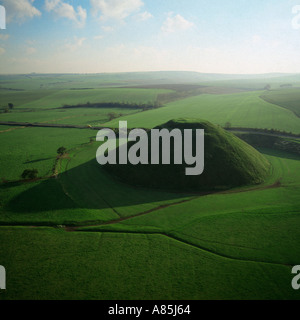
[260,88,300,118]
[106,91,300,134]
[0,107,140,126]
[0,227,296,300]
[0,72,300,300]
[0,88,171,109]
[0,147,299,299]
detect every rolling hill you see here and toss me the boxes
[104,119,271,191]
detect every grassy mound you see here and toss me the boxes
[104,119,271,191]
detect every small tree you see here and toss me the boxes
[264,84,271,91]
[8,103,14,110]
[21,169,38,180]
[57,147,67,156]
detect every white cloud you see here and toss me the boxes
[45,0,59,11]
[161,13,194,34]
[0,47,5,55]
[136,11,153,21]
[94,35,104,40]
[45,0,87,27]
[101,25,114,32]
[91,0,144,21]
[1,0,41,23]
[65,37,86,51]
[26,47,37,55]
[0,34,10,41]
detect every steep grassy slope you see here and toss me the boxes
[105,119,271,191]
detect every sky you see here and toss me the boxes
[0,0,300,74]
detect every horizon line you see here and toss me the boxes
[0,71,299,76]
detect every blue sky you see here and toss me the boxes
[0,0,300,74]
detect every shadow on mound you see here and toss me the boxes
[4,178,78,214]
[104,119,272,192]
[5,119,274,214]
[5,157,187,214]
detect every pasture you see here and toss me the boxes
[0,72,300,300]
[0,226,297,300]
[261,88,300,118]
[106,91,300,134]
[0,88,171,109]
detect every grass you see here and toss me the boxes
[0,141,191,225]
[0,227,297,300]
[260,88,300,118]
[14,88,172,109]
[0,136,299,300]
[105,119,271,191]
[170,211,300,265]
[0,74,300,300]
[109,149,300,230]
[0,89,59,108]
[0,127,95,181]
[0,107,139,126]
[106,91,300,134]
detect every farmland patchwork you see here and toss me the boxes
[0,73,300,300]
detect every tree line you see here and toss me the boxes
[61,101,163,111]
